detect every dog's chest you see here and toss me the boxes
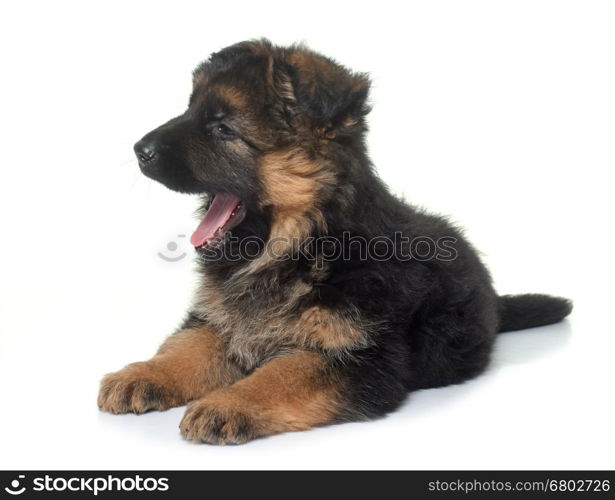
[194,276,313,371]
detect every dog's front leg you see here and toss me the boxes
[98,326,242,414]
[179,350,344,444]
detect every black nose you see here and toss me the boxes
[134,139,159,167]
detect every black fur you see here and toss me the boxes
[134,40,573,430]
[498,294,573,332]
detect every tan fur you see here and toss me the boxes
[194,273,312,369]
[297,306,367,350]
[194,271,373,371]
[217,85,248,111]
[98,326,243,414]
[236,147,334,273]
[179,350,342,444]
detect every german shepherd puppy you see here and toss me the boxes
[98,40,572,444]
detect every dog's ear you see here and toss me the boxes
[273,47,370,138]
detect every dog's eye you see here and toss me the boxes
[214,123,236,139]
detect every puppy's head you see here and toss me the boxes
[134,40,370,252]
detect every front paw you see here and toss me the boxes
[179,396,259,445]
[98,362,178,414]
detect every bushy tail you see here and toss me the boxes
[498,294,573,333]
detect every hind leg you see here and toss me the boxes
[409,307,498,390]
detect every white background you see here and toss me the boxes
[0,0,613,470]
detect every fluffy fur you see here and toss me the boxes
[98,40,573,444]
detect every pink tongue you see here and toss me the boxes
[190,194,242,247]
